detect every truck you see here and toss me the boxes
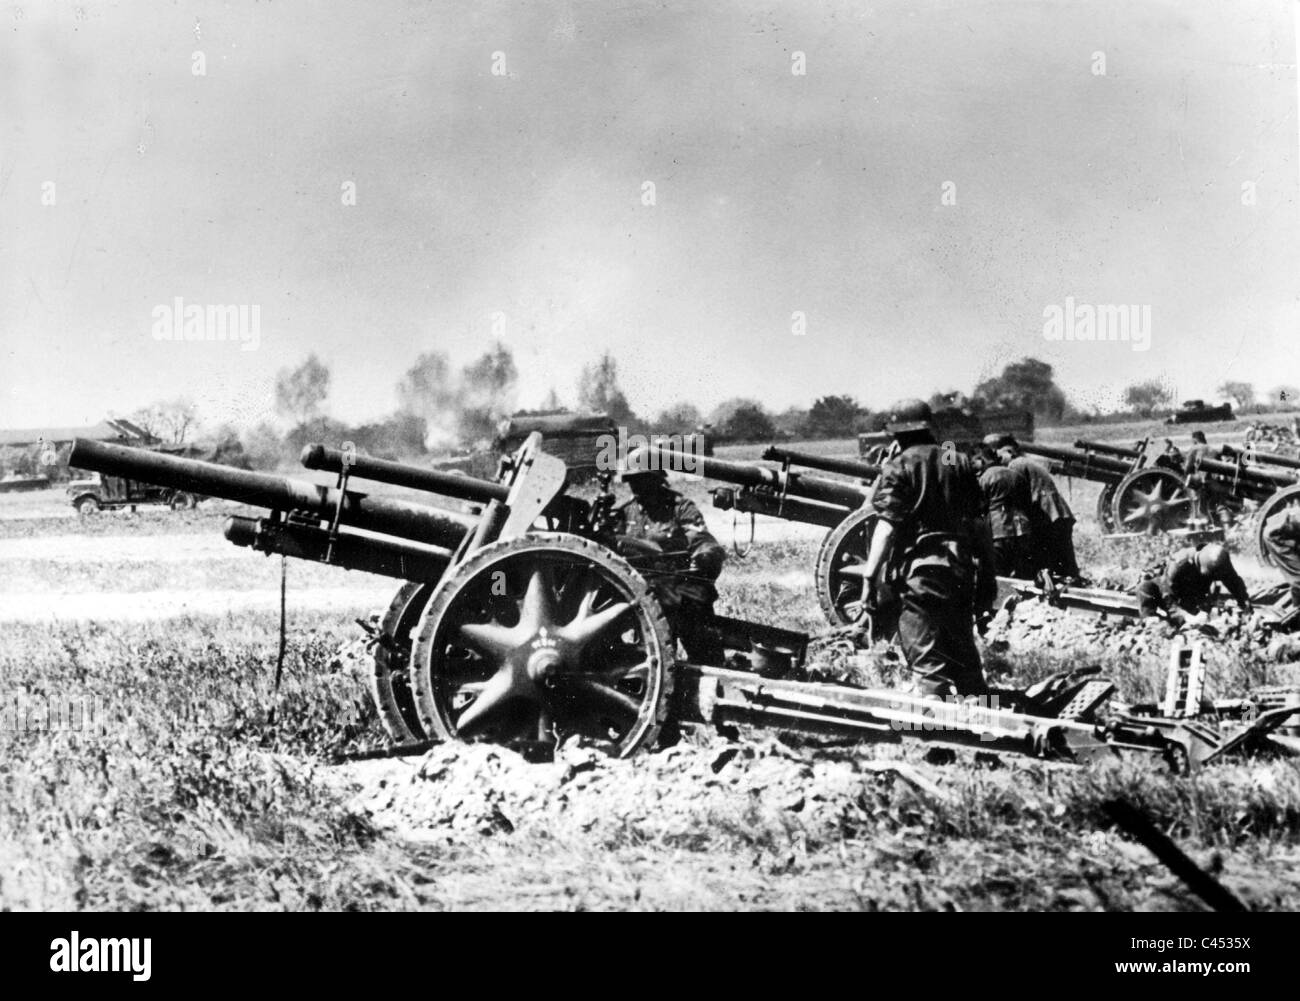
[857,407,1034,462]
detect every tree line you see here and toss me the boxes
[9,351,1295,479]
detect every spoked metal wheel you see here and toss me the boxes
[1095,482,1118,534]
[814,507,877,627]
[1111,469,1195,535]
[371,581,436,742]
[410,534,674,758]
[1255,484,1300,567]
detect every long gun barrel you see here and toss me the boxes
[1073,439,1142,460]
[300,444,509,504]
[1188,452,1298,499]
[761,446,881,481]
[1018,441,1133,481]
[646,445,869,510]
[69,438,475,550]
[1246,450,1300,472]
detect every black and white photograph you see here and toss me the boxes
[2,0,1299,946]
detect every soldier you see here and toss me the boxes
[973,444,1034,578]
[1261,506,1300,608]
[1135,543,1252,626]
[1185,430,1210,467]
[991,435,1084,583]
[861,400,997,698]
[1154,438,1184,473]
[612,448,726,663]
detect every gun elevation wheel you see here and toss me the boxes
[1255,484,1300,567]
[372,581,436,742]
[814,507,877,626]
[1111,468,1195,535]
[410,534,674,757]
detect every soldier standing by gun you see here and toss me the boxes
[973,444,1034,578]
[609,447,726,663]
[1135,543,1252,627]
[861,400,998,698]
[990,435,1085,584]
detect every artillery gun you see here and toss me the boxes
[68,436,1299,772]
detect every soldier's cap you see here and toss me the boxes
[616,445,669,482]
[885,398,934,434]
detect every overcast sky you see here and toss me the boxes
[2,0,1298,432]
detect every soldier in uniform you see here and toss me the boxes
[1261,506,1300,608]
[1135,543,1252,626]
[991,435,1084,583]
[612,448,726,663]
[973,444,1034,578]
[1185,430,1211,468]
[861,400,997,698]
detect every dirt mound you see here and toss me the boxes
[330,737,935,847]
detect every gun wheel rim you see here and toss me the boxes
[372,581,436,743]
[1095,482,1117,533]
[1111,468,1195,536]
[1255,484,1300,568]
[411,534,674,758]
[814,507,878,627]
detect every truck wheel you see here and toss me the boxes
[75,496,101,516]
[171,492,197,510]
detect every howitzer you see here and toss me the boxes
[66,437,1296,772]
[648,443,879,627]
[1018,438,1225,539]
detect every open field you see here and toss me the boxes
[2,418,1299,910]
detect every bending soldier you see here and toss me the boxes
[990,435,1084,583]
[613,449,726,663]
[862,400,998,698]
[1136,543,1251,626]
[973,444,1034,578]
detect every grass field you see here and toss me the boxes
[2,418,1298,910]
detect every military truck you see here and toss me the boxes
[67,470,201,514]
[857,406,1034,462]
[433,413,712,483]
[1166,400,1235,425]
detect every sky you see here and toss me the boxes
[2,0,1298,433]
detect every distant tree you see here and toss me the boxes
[396,352,457,423]
[130,397,198,444]
[240,422,285,470]
[577,352,637,426]
[275,354,331,425]
[708,397,763,428]
[1123,380,1173,417]
[207,423,251,469]
[722,403,776,443]
[653,401,703,432]
[1217,381,1256,410]
[927,390,964,411]
[540,388,564,413]
[1268,385,1300,410]
[805,395,862,438]
[773,406,810,439]
[973,357,1067,423]
[458,343,518,445]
